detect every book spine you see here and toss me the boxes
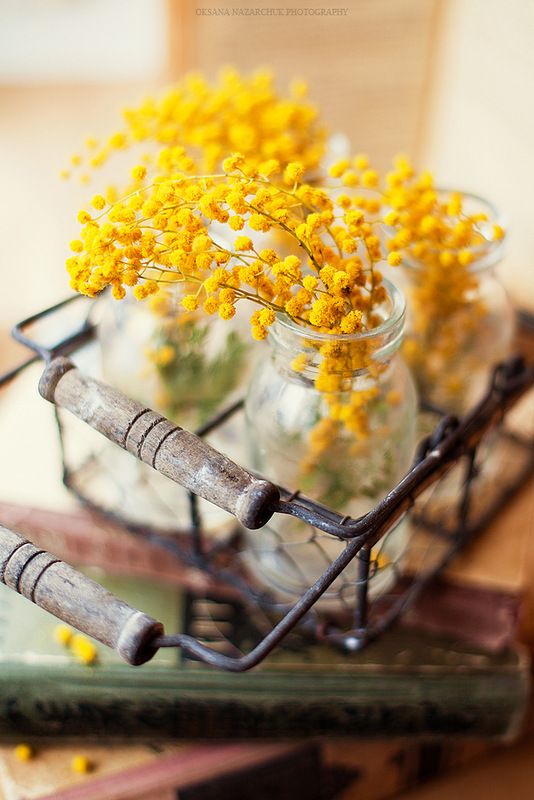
[0,663,528,740]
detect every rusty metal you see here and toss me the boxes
[0,296,533,671]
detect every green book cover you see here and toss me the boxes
[0,572,529,740]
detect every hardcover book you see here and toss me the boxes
[0,569,528,741]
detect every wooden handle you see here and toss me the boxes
[0,525,162,665]
[39,358,279,529]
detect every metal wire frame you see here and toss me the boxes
[1,296,534,671]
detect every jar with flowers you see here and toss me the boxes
[66,69,331,534]
[67,150,417,603]
[323,155,515,519]
[325,155,515,416]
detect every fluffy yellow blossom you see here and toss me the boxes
[340,310,363,333]
[131,164,147,180]
[302,275,318,292]
[251,325,268,340]
[77,210,92,224]
[341,170,358,187]
[353,153,369,170]
[108,132,127,149]
[192,234,211,253]
[328,159,350,179]
[133,281,159,300]
[91,194,106,210]
[361,169,379,188]
[383,210,399,226]
[458,249,473,266]
[258,308,276,327]
[203,296,220,314]
[335,194,351,209]
[259,159,280,177]
[284,161,304,185]
[234,235,254,251]
[223,153,245,173]
[228,215,245,231]
[218,302,236,320]
[387,251,402,267]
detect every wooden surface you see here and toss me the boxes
[398,735,534,800]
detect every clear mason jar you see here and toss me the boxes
[95,284,251,535]
[393,193,515,416]
[243,280,417,605]
[99,285,249,429]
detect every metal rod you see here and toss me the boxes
[153,531,369,671]
[354,546,371,630]
[0,354,40,388]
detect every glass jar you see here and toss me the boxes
[95,284,251,535]
[393,193,515,416]
[243,280,417,605]
[99,285,249,430]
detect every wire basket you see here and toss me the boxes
[2,296,534,671]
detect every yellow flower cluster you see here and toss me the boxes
[327,154,506,408]
[64,68,326,182]
[393,181,503,405]
[68,152,396,442]
[68,155,388,332]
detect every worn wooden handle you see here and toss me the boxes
[39,358,279,529]
[0,525,162,665]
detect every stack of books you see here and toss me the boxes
[0,501,529,798]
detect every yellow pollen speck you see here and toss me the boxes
[14,744,34,762]
[71,755,93,774]
[54,624,73,646]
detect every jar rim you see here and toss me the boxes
[399,188,506,274]
[272,278,405,344]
